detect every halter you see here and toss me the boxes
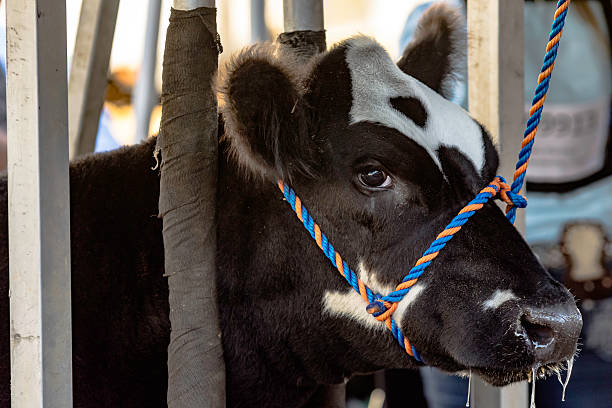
[277,0,570,362]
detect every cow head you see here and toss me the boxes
[220,4,581,387]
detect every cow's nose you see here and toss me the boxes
[519,301,582,363]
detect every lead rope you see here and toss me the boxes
[277,0,570,360]
[507,0,570,222]
[279,177,524,362]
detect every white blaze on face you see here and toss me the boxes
[482,289,519,310]
[322,261,426,330]
[344,36,485,174]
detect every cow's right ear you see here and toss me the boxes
[221,45,321,182]
[397,3,465,99]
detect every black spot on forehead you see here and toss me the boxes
[390,97,427,128]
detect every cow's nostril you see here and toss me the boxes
[521,315,554,348]
[519,302,582,364]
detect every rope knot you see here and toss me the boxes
[366,299,387,317]
[504,190,528,208]
[495,176,527,209]
[366,298,398,321]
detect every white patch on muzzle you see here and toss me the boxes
[482,289,519,310]
[322,262,426,330]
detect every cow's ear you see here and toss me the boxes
[220,45,320,182]
[397,3,465,99]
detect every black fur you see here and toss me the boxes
[0,140,168,407]
[0,6,579,407]
[221,47,323,183]
[216,32,578,403]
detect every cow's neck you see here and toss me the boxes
[216,155,353,407]
[220,303,324,407]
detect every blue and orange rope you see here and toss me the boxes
[277,0,570,361]
[507,0,570,223]
[279,177,524,361]
[278,180,422,361]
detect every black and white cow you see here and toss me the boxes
[0,4,582,407]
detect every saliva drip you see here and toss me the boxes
[530,367,537,408]
[556,357,574,402]
[466,368,472,407]
[562,357,574,401]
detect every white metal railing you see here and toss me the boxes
[7,0,73,406]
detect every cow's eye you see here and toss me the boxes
[358,169,392,189]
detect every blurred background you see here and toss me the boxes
[0,0,425,161]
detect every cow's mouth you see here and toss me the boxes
[472,361,569,387]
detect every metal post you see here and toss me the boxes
[251,0,268,43]
[68,0,120,159]
[280,0,325,60]
[468,1,527,407]
[133,0,162,143]
[174,0,215,9]
[283,0,324,31]
[7,0,73,406]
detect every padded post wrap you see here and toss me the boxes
[277,30,326,61]
[157,7,225,407]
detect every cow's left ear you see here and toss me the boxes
[220,45,321,182]
[397,3,465,99]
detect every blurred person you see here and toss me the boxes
[396,1,612,408]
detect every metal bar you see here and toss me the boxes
[283,0,324,32]
[174,0,215,10]
[68,0,120,159]
[251,0,268,43]
[279,0,326,60]
[468,1,527,407]
[7,0,73,406]
[133,0,162,142]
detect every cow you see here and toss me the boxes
[0,4,582,407]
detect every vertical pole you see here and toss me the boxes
[250,0,267,43]
[133,0,162,143]
[468,1,527,407]
[282,0,324,32]
[279,0,325,59]
[160,1,223,407]
[68,0,120,159]
[7,0,73,406]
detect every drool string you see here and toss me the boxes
[530,367,537,408]
[561,357,574,402]
[466,368,472,407]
